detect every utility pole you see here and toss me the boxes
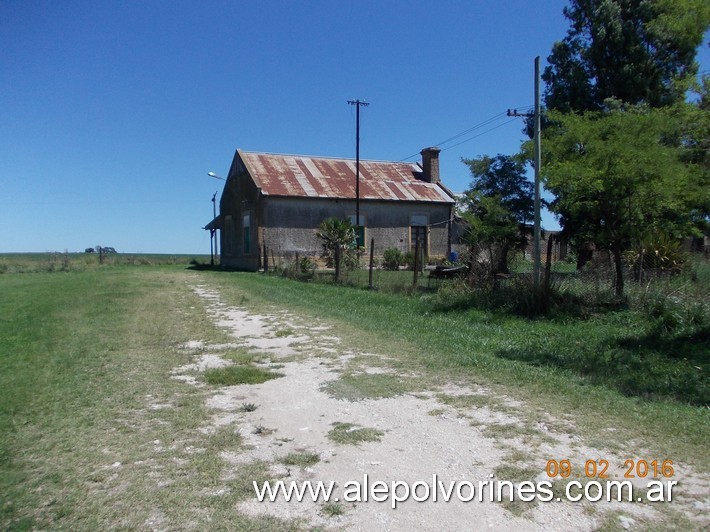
[533,56,541,287]
[507,56,542,286]
[347,99,369,246]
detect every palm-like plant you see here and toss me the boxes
[316,218,357,280]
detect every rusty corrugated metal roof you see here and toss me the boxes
[238,150,455,203]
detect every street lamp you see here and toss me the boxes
[209,191,218,265]
[207,172,225,265]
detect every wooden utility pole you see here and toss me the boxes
[507,56,542,286]
[533,56,542,286]
[347,99,369,246]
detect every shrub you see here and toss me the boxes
[626,232,688,281]
[403,251,416,270]
[280,255,315,281]
[382,248,403,270]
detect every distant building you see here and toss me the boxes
[207,147,456,270]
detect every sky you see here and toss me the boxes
[1,1,709,254]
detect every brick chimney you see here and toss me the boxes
[420,147,441,184]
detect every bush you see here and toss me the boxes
[382,248,403,271]
[626,232,688,280]
[280,255,316,281]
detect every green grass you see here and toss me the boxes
[224,350,262,365]
[321,502,345,517]
[436,393,504,410]
[321,373,411,401]
[327,422,384,445]
[0,266,296,530]
[281,451,320,468]
[202,270,709,471]
[204,365,283,385]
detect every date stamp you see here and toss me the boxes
[545,459,675,479]
[544,459,678,502]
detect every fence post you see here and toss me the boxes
[544,235,554,292]
[263,241,268,273]
[368,237,375,289]
[413,239,420,288]
[334,245,341,283]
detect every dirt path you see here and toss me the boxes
[171,283,709,531]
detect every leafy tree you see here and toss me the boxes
[315,217,357,281]
[543,0,710,112]
[460,194,521,279]
[543,105,704,295]
[462,154,534,224]
[460,154,534,274]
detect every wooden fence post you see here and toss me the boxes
[413,240,420,288]
[334,245,341,282]
[368,237,375,289]
[544,235,554,292]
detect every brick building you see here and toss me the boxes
[208,147,456,270]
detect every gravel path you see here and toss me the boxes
[169,284,709,531]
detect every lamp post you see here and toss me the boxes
[207,172,225,265]
[209,191,217,265]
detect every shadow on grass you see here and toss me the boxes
[428,283,627,320]
[185,263,255,272]
[495,326,709,406]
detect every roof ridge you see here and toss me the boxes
[239,149,417,166]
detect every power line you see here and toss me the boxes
[440,118,520,151]
[399,111,511,161]
[433,112,508,146]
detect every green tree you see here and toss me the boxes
[460,154,534,274]
[543,0,710,112]
[460,195,521,279]
[543,105,704,295]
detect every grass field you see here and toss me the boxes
[0,252,210,273]
[0,256,707,528]
[0,265,293,530]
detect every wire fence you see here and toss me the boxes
[269,241,709,320]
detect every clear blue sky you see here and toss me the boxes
[2,1,708,254]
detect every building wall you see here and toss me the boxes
[219,154,262,270]
[224,194,452,270]
[259,197,451,264]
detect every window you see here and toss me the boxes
[348,214,366,248]
[243,213,251,254]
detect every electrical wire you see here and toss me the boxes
[400,107,532,161]
[440,118,520,151]
[399,111,508,161]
